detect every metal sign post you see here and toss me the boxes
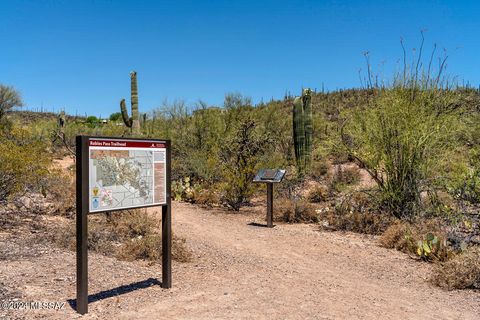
[75,136,172,314]
[253,169,286,228]
[266,183,273,227]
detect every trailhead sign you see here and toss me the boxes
[76,136,172,315]
[88,138,167,212]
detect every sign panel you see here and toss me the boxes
[76,136,172,314]
[253,169,286,183]
[88,138,167,212]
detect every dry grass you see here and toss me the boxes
[307,185,329,203]
[274,198,319,223]
[332,165,361,185]
[380,219,453,262]
[53,209,192,263]
[193,188,221,207]
[310,159,330,179]
[432,246,480,290]
[44,169,75,215]
[321,192,393,234]
[379,221,412,251]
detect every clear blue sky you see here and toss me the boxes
[1,0,479,117]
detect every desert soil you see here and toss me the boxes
[0,201,479,320]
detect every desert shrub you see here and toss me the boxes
[0,136,51,202]
[118,234,162,261]
[328,165,361,193]
[108,210,156,238]
[171,178,220,206]
[0,84,23,120]
[40,168,75,214]
[341,85,461,219]
[380,219,453,261]
[118,234,191,263]
[53,210,191,262]
[432,246,480,290]
[321,192,392,234]
[448,149,480,204]
[275,198,318,223]
[307,185,328,203]
[379,221,412,251]
[193,188,221,207]
[220,117,269,210]
[310,158,330,179]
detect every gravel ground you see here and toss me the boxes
[0,201,479,319]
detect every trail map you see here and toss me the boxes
[88,139,167,212]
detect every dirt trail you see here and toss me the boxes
[124,202,479,320]
[1,202,479,319]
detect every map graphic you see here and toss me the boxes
[88,139,167,212]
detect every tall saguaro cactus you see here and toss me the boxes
[293,88,313,177]
[120,71,140,134]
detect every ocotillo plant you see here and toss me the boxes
[120,71,140,134]
[292,88,313,177]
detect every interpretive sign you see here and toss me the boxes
[75,136,172,315]
[88,138,167,212]
[253,169,286,184]
[253,168,286,228]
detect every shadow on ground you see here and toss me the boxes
[68,278,161,310]
[247,222,275,228]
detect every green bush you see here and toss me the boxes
[0,135,51,202]
[449,149,480,204]
[341,86,461,219]
[220,117,269,210]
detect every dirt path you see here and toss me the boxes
[1,202,479,319]
[127,202,479,320]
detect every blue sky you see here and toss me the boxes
[1,0,479,117]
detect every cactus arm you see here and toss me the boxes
[120,98,132,127]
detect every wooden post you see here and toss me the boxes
[76,136,88,314]
[162,140,172,288]
[267,183,273,227]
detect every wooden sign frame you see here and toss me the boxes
[75,136,172,314]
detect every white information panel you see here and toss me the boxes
[88,138,167,212]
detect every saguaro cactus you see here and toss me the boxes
[120,71,140,134]
[292,88,313,176]
[303,88,313,168]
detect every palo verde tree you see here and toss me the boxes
[0,85,23,121]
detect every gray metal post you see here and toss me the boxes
[76,136,88,314]
[267,183,273,227]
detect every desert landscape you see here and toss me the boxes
[1,1,480,319]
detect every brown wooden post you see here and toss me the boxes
[162,140,172,288]
[267,183,273,227]
[76,136,88,314]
